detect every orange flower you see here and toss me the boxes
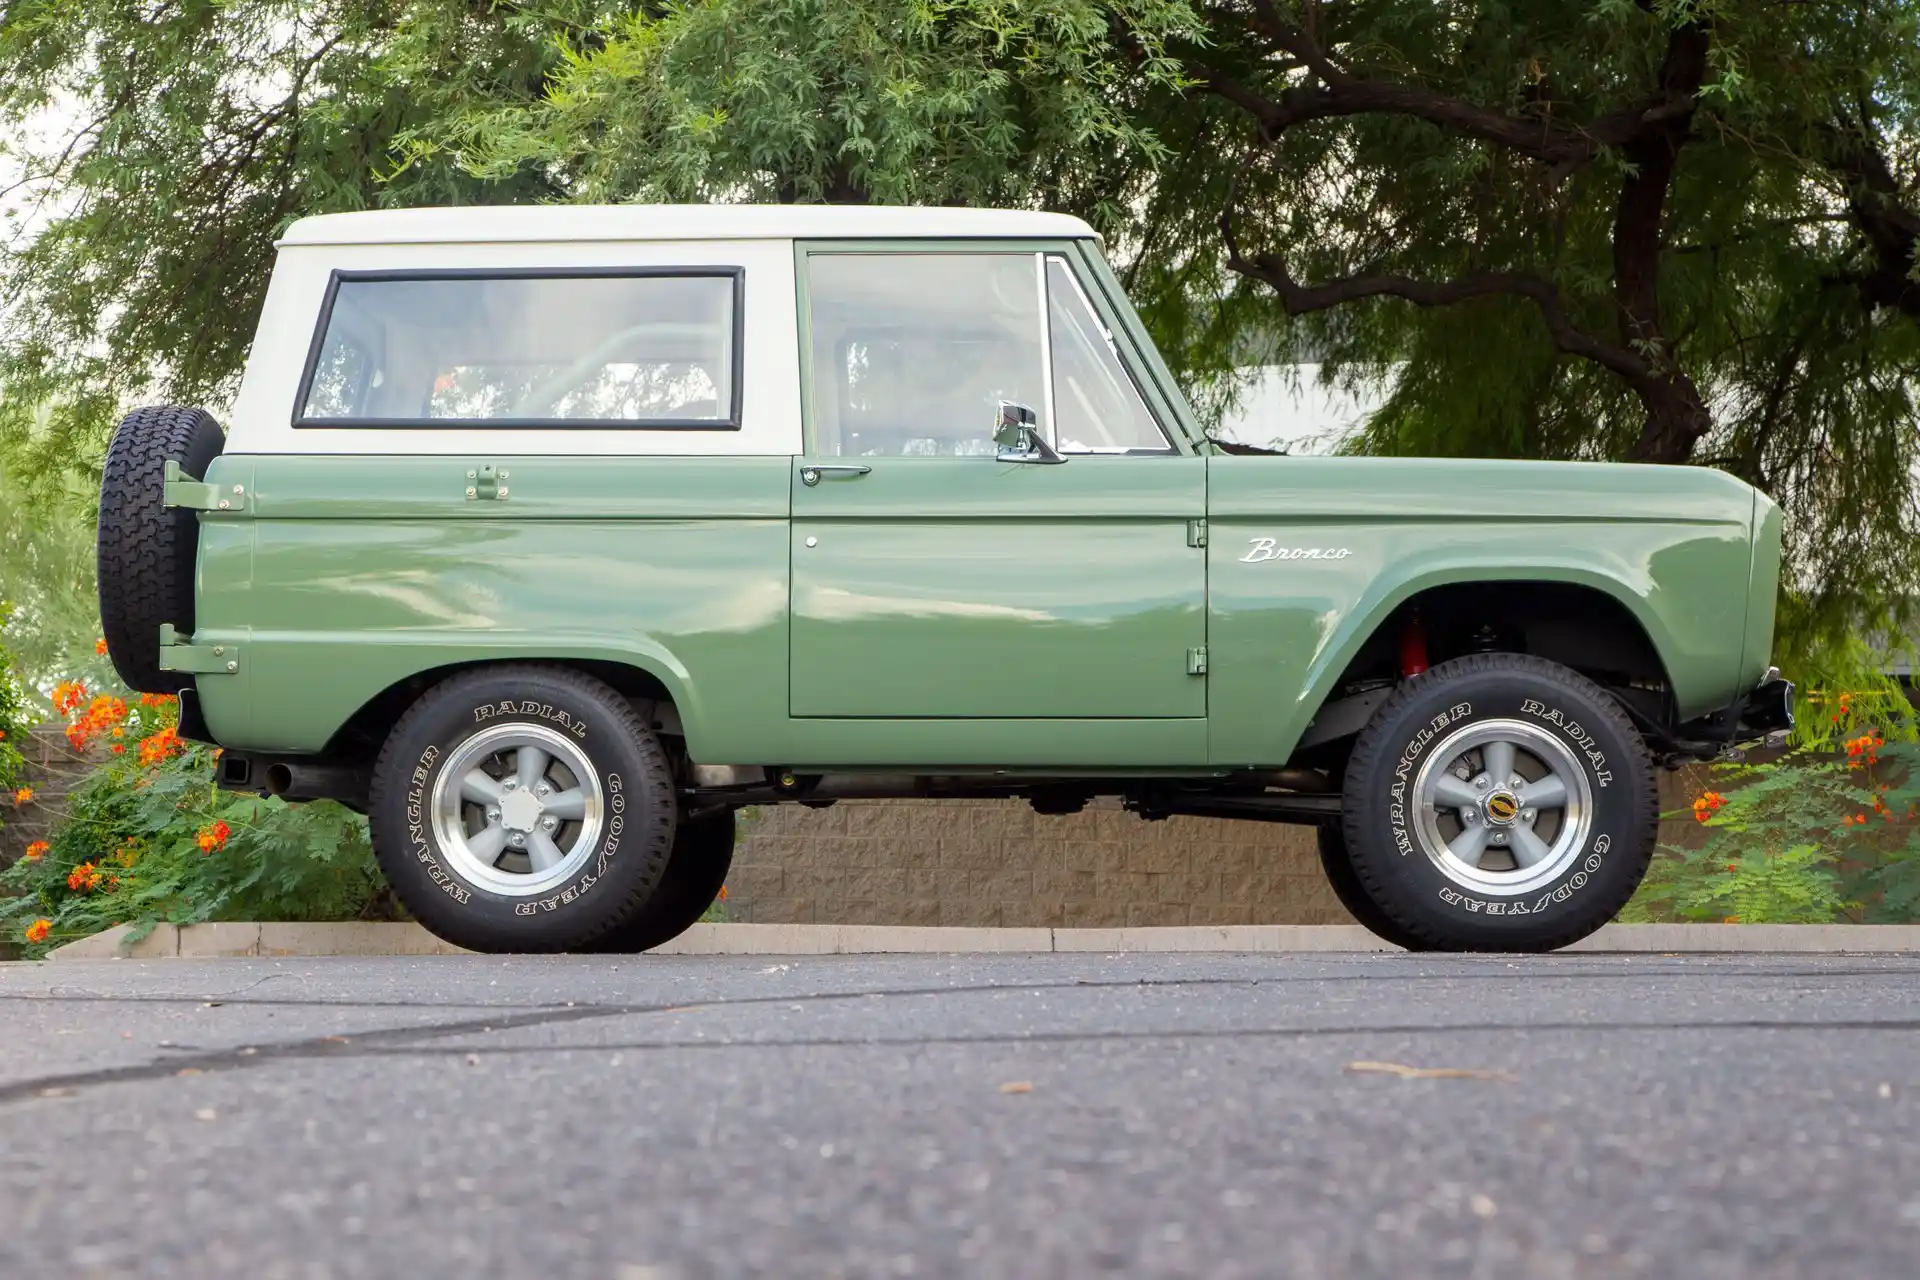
[24,920,51,945]
[11,787,30,806]
[196,820,231,854]
[716,885,729,902]
[95,637,108,655]
[1691,791,1726,823]
[111,744,126,754]
[1723,915,1742,924]
[51,680,88,716]
[1725,863,1738,873]
[137,726,183,767]
[66,862,103,892]
[63,694,130,752]
[139,693,177,709]
[23,841,49,861]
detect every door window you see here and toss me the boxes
[805,253,1046,456]
[806,251,1172,456]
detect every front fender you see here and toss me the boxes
[1204,456,1756,766]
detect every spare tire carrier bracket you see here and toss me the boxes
[158,624,240,675]
[162,459,245,512]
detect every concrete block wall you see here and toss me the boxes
[727,798,1347,927]
[725,769,1712,927]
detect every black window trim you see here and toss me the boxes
[291,265,748,430]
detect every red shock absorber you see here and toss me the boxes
[1399,611,1429,678]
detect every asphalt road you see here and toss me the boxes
[2,953,1917,1279]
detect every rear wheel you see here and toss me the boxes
[587,810,736,952]
[368,665,676,953]
[1340,653,1657,952]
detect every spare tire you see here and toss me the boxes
[97,406,226,694]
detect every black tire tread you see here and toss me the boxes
[97,406,226,694]
[1340,652,1658,953]
[1315,823,1422,951]
[586,810,736,953]
[368,664,677,952]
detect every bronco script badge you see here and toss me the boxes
[1240,539,1353,562]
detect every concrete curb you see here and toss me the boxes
[42,921,1920,960]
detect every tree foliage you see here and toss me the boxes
[1117,2,1920,652]
[2,1,1919,654]
[0,0,561,493]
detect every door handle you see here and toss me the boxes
[799,464,872,486]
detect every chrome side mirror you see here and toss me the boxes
[993,401,1064,465]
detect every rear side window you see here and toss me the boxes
[295,269,742,428]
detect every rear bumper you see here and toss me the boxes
[1732,672,1795,741]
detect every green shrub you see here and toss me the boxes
[2,689,395,956]
[0,611,27,809]
[1625,739,1920,925]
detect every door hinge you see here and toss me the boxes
[1186,518,1208,548]
[158,624,240,675]
[466,464,510,501]
[163,460,245,512]
[1186,646,1208,676]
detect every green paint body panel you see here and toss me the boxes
[191,454,793,764]
[789,456,1206,719]
[193,449,1764,771]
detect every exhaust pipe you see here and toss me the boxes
[262,762,371,811]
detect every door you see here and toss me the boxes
[790,248,1206,719]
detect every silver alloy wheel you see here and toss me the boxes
[429,723,605,897]
[1411,718,1594,897]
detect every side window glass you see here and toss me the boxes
[297,272,739,427]
[304,336,372,418]
[806,254,1046,456]
[1045,258,1171,453]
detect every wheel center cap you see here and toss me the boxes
[499,790,543,832]
[1483,790,1521,826]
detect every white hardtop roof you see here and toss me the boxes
[279,204,1098,247]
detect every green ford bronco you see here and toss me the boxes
[94,205,1791,954]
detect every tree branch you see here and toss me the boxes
[1821,118,1920,322]
[1217,206,1655,386]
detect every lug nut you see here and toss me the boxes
[509,833,526,848]
[485,808,500,823]
[540,817,558,831]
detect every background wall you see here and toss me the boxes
[724,772,1710,927]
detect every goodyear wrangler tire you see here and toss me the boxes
[1315,824,1421,951]
[585,810,736,953]
[97,406,226,694]
[1340,653,1657,953]
[369,666,676,953]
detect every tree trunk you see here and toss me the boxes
[1629,376,1715,465]
[1613,18,1712,465]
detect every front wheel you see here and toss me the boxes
[1339,653,1657,952]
